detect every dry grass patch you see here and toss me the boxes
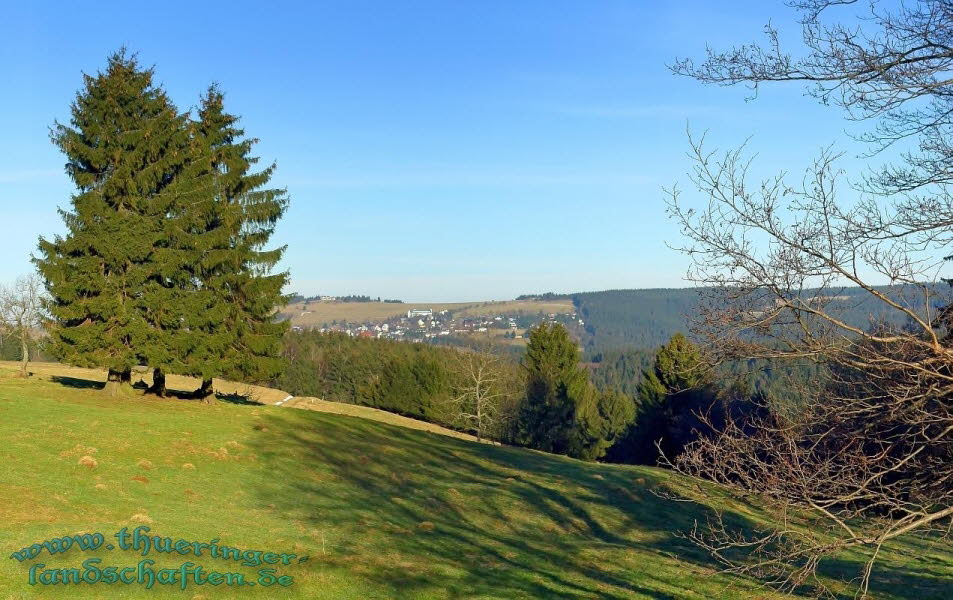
[131,475,149,484]
[61,443,98,458]
[417,521,436,532]
[77,455,98,468]
[0,485,62,525]
[136,458,154,470]
[130,513,153,524]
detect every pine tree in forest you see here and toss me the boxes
[517,322,633,459]
[34,51,202,396]
[607,333,713,464]
[182,86,290,401]
[518,323,587,454]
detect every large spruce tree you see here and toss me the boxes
[35,51,200,396]
[517,322,633,459]
[518,323,587,454]
[181,86,289,400]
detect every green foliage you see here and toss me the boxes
[182,86,290,384]
[608,334,720,464]
[34,52,288,391]
[279,328,635,456]
[574,288,704,352]
[278,331,522,439]
[572,387,635,461]
[35,51,199,381]
[0,336,49,363]
[517,323,587,454]
[517,323,634,460]
[588,348,654,398]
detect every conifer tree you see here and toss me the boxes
[517,323,633,459]
[182,86,290,401]
[35,51,197,396]
[518,322,587,454]
[608,333,713,464]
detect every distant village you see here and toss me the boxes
[288,298,585,345]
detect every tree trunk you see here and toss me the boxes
[147,367,166,397]
[196,378,215,404]
[104,368,133,397]
[18,333,28,378]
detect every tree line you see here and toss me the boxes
[278,323,761,464]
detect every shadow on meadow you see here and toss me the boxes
[246,411,780,599]
[246,410,953,600]
[47,372,262,404]
[50,374,104,390]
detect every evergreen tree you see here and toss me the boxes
[571,387,635,461]
[607,333,714,464]
[183,86,290,400]
[517,323,634,459]
[35,51,199,396]
[517,323,587,454]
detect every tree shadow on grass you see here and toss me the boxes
[245,410,820,599]
[50,375,104,390]
[48,374,261,405]
[215,392,263,406]
[821,549,952,600]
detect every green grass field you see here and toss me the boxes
[0,368,949,599]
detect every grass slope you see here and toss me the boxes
[10,361,478,442]
[0,371,949,599]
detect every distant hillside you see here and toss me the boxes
[572,289,703,353]
[569,284,950,354]
[277,285,950,357]
[279,299,575,328]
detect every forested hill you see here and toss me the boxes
[538,285,951,355]
[572,289,703,353]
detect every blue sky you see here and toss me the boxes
[0,1,871,301]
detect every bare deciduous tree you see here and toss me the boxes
[446,344,519,442]
[666,1,953,597]
[0,275,46,377]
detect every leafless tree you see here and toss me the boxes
[0,275,46,377]
[446,344,520,442]
[665,1,953,597]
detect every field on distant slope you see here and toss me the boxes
[0,367,949,599]
[281,299,574,327]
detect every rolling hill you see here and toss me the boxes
[0,362,949,599]
[546,285,953,354]
[279,299,575,328]
[276,285,953,357]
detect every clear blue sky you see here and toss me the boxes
[0,1,869,301]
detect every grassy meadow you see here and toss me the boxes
[0,364,950,599]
